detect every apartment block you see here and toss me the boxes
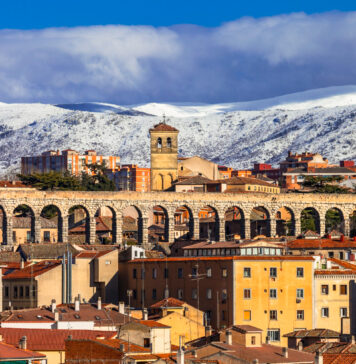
[109,164,150,192]
[21,149,120,176]
[122,256,314,346]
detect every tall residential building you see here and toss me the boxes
[109,164,151,192]
[150,121,179,191]
[21,149,120,176]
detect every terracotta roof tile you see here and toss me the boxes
[150,297,185,309]
[0,341,45,360]
[138,320,170,328]
[0,328,115,351]
[150,123,178,132]
[3,260,61,280]
[288,238,356,249]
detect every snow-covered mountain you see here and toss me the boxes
[0,86,355,177]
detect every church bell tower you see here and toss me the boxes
[149,118,179,191]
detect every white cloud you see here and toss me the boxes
[1,12,356,104]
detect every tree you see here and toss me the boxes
[301,208,318,233]
[81,163,116,191]
[302,175,350,193]
[325,209,343,233]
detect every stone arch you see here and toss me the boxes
[250,206,270,238]
[0,206,8,244]
[275,206,295,236]
[68,205,90,244]
[167,137,172,148]
[13,204,36,243]
[325,207,344,234]
[122,205,143,245]
[40,204,63,243]
[157,137,162,149]
[301,207,320,234]
[225,206,245,240]
[149,205,169,243]
[153,174,164,191]
[350,209,356,238]
[174,205,194,240]
[163,174,174,190]
[198,205,219,241]
[94,205,117,244]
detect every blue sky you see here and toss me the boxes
[1,2,356,104]
[1,0,355,28]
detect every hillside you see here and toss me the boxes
[0,86,355,177]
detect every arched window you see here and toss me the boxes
[167,137,172,148]
[157,137,162,149]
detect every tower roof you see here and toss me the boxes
[149,122,178,132]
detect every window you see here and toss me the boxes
[222,310,226,321]
[141,269,145,279]
[133,290,137,300]
[340,285,348,295]
[333,284,336,291]
[251,336,256,345]
[26,231,31,242]
[178,289,183,299]
[321,307,329,318]
[192,288,197,299]
[152,268,157,279]
[152,289,157,300]
[178,268,183,279]
[297,310,304,320]
[4,286,8,298]
[267,329,280,342]
[167,137,172,148]
[207,288,212,299]
[244,310,251,321]
[222,268,228,278]
[25,286,29,298]
[340,307,348,317]
[157,137,162,149]
[206,267,212,277]
[14,286,18,298]
[19,286,24,297]
[244,267,251,278]
[12,231,16,242]
[269,289,277,299]
[296,289,304,299]
[133,269,137,279]
[296,267,304,277]
[144,338,150,348]
[192,267,197,277]
[270,310,277,320]
[244,289,251,299]
[164,268,169,279]
[43,231,50,242]
[270,267,277,278]
[222,289,227,303]
[321,285,329,295]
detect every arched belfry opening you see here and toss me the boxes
[149,119,179,191]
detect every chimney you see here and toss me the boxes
[252,360,259,364]
[19,336,27,350]
[51,299,56,313]
[298,340,304,351]
[226,330,232,345]
[119,343,125,352]
[205,325,212,337]
[118,302,125,314]
[341,235,345,242]
[143,308,148,321]
[177,336,184,364]
[282,347,288,358]
[352,335,355,344]
[97,297,102,310]
[0,334,3,342]
[74,297,80,312]
[315,350,323,364]
[20,259,24,269]
[67,335,72,340]
[192,350,197,358]
[54,309,59,322]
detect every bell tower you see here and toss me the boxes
[150,118,179,191]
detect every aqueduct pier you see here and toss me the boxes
[1,189,355,245]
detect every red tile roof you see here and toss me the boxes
[0,328,115,351]
[0,341,45,360]
[150,123,178,132]
[138,320,170,328]
[323,353,356,364]
[288,238,356,249]
[129,256,314,263]
[3,260,61,280]
[329,258,356,270]
[94,338,149,353]
[150,297,185,309]
[315,270,356,276]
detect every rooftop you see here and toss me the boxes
[150,122,178,132]
[284,328,340,338]
[150,297,185,309]
[0,341,45,360]
[288,238,356,249]
[3,260,61,280]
